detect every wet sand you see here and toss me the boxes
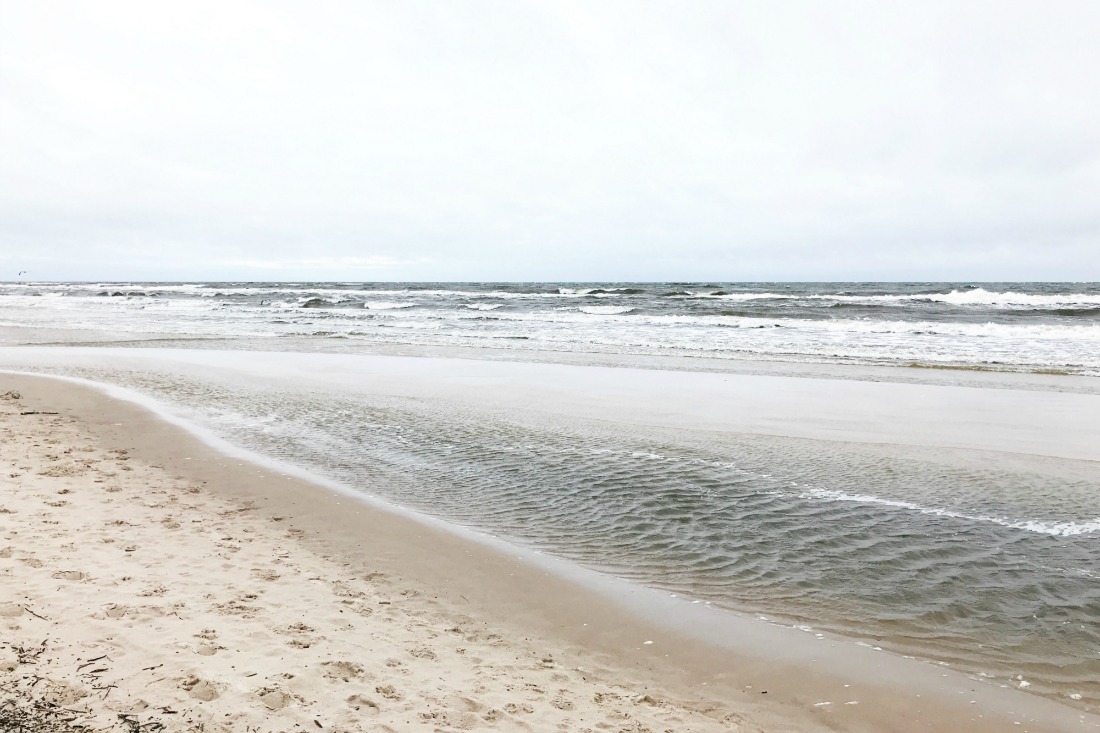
[1,369,1098,732]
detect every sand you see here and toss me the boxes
[2,370,1097,733]
[0,386,760,732]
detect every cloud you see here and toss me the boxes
[2,0,1099,280]
[217,255,433,272]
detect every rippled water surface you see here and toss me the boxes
[2,350,1097,711]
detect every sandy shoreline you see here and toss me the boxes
[2,371,1097,732]
[1,377,763,732]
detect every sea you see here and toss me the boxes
[1,281,1099,374]
[1,281,1098,711]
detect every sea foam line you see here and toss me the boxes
[678,288,1100,308]
[798,488,1100,537]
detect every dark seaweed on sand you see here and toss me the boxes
[0,641,172,733]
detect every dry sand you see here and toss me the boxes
[2,372,1096,733]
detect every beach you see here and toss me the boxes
[1,374,764,732]
[3,366,1098,732]
[5,0,1100,717]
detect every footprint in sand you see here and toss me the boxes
[47,682,89,706]
[441,694,484,713]
[0,652,18,672]
[346,694,381,714]
[180,676,220,701]
[375,684,403,701]
[278,621,318,649]
[331,581,365,599]
[214,594,260,618]
[0,602,24,617]
[38,464,80,478]
[476,632,506,647]
[282,622,315,634]
[383,658,408,675]
[419,710,478,729]
[408,646,437,661]
[258,689,292,710]
[52,570,87,581]
[551,692,575,711]
[322,660,365,682]
[102,604,130,619]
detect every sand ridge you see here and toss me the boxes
[0,388,758,732]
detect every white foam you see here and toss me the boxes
[906,288,1100,308]
[798,488,1100,537]
[578,306,635,315]
[364,302,417,310]
[694,288,1100,308]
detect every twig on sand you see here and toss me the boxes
[75,656,110,672]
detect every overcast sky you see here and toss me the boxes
[2,1,1098,281]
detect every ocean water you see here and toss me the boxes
[1,283,1099,712]
[1,281,1100,374]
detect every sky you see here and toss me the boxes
[2,1,1099,282]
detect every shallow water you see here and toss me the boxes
[2,347,1097,711]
